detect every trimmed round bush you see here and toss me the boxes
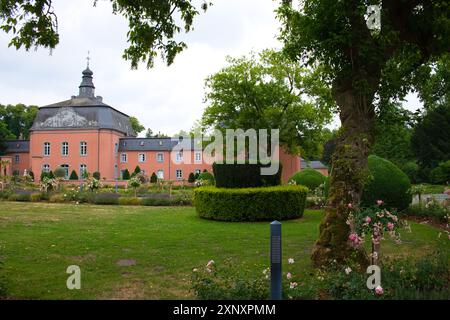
[197,172,215,184]
[361,155,411,210]
[194,186,308,221]
[213,163,282,188]
[54,167,66,178]
[289,168,326,191]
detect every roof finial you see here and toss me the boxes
[86,50,91,68]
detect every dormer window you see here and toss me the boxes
[159,141,163,146]
[140,141,144,146]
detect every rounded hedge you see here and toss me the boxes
[197,172,215,184]
[361,155,411,210]
[213,163,282,188]
[194,185,308,221]
[289,168,327,191]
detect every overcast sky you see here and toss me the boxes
[0,0,422,136]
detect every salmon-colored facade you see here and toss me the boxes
[2,66,302,183]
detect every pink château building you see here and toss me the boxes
[1,65,301,184]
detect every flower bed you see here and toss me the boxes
[194,185,308,221]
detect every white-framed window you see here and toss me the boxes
[61,164,69,179]
[157,153,164,163]
[195,169,201,175]
[138,153,146,163]
[43,142,50,156]
[61,142,69,156]
[114,143,118,154]
[14,154,20,164]
[176,169,183,180]
[195,152,202,162]
[80,164,87,179]
[121,153,128,163]
[43,164,50,173]
[176,152,183,163]
[157,170,164,179]
[80,141,87,156]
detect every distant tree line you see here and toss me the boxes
[0,103,38,154]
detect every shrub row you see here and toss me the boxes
[194,185,308,221]
[2,191,192,206]
[212,163,282,188]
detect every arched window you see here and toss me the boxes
[61,142,69,156]
[60,164,69,179]
[79,164,87,179]
[43,142,51,156]
[80,141,87,156]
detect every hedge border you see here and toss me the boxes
[194,186,308,221]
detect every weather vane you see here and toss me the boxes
[87,50,91,68]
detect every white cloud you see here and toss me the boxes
[0,0,282,136]
[0,0,422,135]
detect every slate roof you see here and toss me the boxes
[4,140,30,153]
[41,96,108,108]
[30,100,135,136]
[118,138,202,152]
[29,66,135,136]
[301,158,328,169]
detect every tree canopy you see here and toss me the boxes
[202,49,335,158]
[277,0,450,265]
[0,0,210,68]
[411,101,450,173]
[0,103,38,139]
[128,116,145,136]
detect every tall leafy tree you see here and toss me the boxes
[0,103,38,139]
[371,105,415,168]
[145,128,154,138]
[128,116,145,136]
[411,102,450,177]
[278,1,450,265]
[202,50,335,157]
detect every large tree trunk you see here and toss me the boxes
[312,77,377,267]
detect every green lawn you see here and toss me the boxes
[0,202,447,299]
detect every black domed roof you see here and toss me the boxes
[82,67,93,76]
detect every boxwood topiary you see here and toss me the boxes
[289,168,326,191]
[361,155,411,210]
[194,185,308,221]
[213,163,282,188]
[197,171,215,184]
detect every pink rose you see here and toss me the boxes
[365,216,372,223]
[347,203,353,209]
[377,200,384,206]
[349,233,357,241]
[375,285,383,295]
[287,272,292,280]
[387,222,394,231]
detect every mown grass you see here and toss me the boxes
[0,202,447,299]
